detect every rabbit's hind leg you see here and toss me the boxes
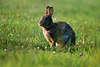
[63,34,71,46]
[65,38,71,46]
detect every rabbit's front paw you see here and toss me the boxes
[49,41,56,48]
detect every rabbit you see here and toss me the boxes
[38,6,75,47]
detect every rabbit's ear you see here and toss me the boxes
[45,6,54,16]
[45,6,50,16]
[48,7,54,16]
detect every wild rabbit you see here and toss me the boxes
[38,6,75,47]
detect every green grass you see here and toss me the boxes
[0,0,100,67]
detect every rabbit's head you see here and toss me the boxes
[39,6,54,28]
[39,15,53,27]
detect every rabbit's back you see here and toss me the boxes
[54,22,73,34]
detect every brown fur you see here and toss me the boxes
[39,6,75,47]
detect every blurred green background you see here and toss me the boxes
[0,0,100,67]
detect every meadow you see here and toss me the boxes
[0,0,100,67]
